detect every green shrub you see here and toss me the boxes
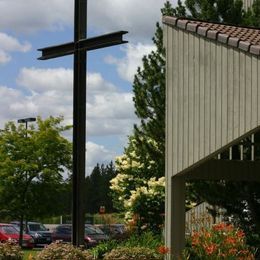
[34,241,94,260]
[90,231,162,259]
[90,240,118,259]
[103,246,163,260]
[0,241,23,260]
[122,231,162,249]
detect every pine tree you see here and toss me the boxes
[184,0,260,26]
[85,162,116,214]
[132,24,165,178]
[132,2,181,179]
[243,0,260,26]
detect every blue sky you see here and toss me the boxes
[0,0,175,174]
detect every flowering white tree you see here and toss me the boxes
[110,2,176,234]
[124,177,165,232]
[110,136,165,233]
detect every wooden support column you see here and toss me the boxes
[165,175,186,259]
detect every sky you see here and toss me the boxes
[0,0,176,174]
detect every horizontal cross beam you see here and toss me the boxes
[38,31,128,60]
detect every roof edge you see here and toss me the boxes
[163,16,260,56]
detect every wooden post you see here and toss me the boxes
[165,176,185,259]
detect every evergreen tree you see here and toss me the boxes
[184,0,260,27]
[184,0,244,24]
[102,161,118,212]
[243,0,260,26]
[85,162,116,214]
[132,2,180,179]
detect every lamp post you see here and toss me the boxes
[17,118,36,136]
[17,117,36,246]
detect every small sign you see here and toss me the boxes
[99,206,105,214]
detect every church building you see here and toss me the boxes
[163,1,260,258]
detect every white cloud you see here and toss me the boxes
[0,0,177,41]
[0,86,36,125]
[87,72,116,94]
[87,118,136,137]
[87,92,134,119]
[0,33,31,52]
[89,0,176,42]
[17,68,116,95]
[0,50,10,64]
[0,0,73,33]
[0,33,31,64]
[105,43,156,82]
[14,67,137,136]
[17,67,73,94]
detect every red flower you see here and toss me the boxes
[191,232,200,246]
[204,231,211,238]
[190,224,253,258]
[239,249,250,256]
[225,224,234,232]
[226,237,237,245]
[158,245,170,254]
[213,222,233,232]
[237,230,245,238]
[204,244,217,255]
[228,248,237,255]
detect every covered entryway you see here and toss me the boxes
[163,16,260,258]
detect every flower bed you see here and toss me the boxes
[188,223,255,259]
[0,241,23,260]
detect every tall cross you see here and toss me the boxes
[38,0,127,246]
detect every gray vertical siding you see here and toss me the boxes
[165,26,260,178]
[185,202,225,234]
[164,23,172,249]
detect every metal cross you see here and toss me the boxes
[38,0,127,246]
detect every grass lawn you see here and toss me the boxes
[23,249,40,260]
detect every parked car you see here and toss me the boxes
[95,224,126,240]
[51,224,71,243]
[0,223,34,248]
[85,224,109,247]
[52,224,109,248]
[10,221,52,247]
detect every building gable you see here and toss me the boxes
[164,16,260,177]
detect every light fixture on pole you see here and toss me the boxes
[17,117,36,129]
[18,118,36,137]
[16,117,36,246]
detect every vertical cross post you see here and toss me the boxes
[38,0,127,247]
[73,0,87,246]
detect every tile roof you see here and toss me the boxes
[163,16,260,56]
